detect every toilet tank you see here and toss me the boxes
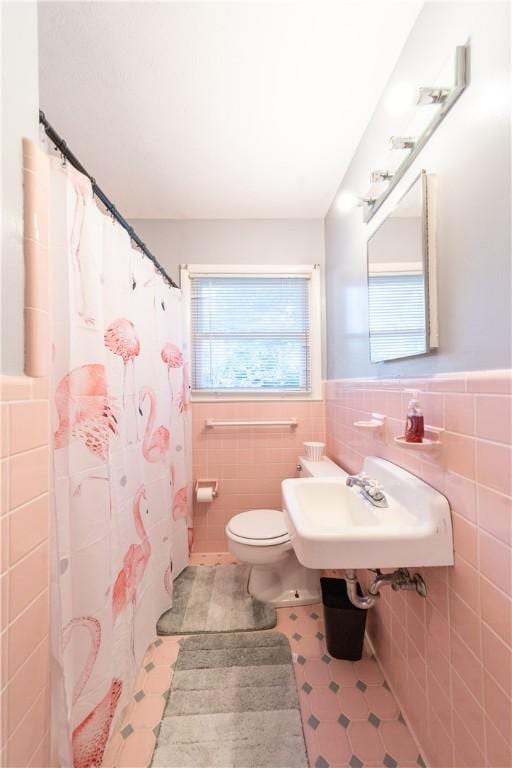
[299,456,347,479]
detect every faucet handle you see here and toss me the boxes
[359,474,380,489]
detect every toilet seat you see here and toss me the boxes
[225,506,320,607]
[226,509,291,547]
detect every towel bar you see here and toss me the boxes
[205,418,298,428]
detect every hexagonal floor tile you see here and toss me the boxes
[117,731,156,768]
[338,687,371,721]
[347,720,386,763]
[364,685,400,719]
[129,695,166,730]
[352,658,385,686]
[316,720,352,764]
[380,719,420,763]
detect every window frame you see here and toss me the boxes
[181,263,322,401]
[368,271,428,363]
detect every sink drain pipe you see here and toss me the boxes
[345,568,427,610]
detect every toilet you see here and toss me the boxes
[225,455,346,607]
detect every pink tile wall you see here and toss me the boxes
[23,138,50,378]
[192,400,325,551]
[1,375,51,768]
[0,139,51,767]
[325,370,512,768]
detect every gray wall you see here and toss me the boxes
[128,218,324,286]
[369,217,422,267]
[325,1,511,380]
[1,2,39,374]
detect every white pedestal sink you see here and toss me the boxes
[282,456,453,569]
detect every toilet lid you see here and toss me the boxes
[227,509,289,542]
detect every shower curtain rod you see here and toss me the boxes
[38,110,178,289]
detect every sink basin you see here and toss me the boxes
[282,457,453,569]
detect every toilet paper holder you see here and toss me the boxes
[195,478,218,499]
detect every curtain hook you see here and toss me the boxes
[58,139,68,167]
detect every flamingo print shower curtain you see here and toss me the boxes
[48,158,192,767]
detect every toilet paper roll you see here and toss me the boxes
[196,486,214,503]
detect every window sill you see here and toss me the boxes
[191,393,323,403]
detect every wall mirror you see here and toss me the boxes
[367,170,438,363]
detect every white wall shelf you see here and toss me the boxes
[394,425,444,451]
[353,413,386,434]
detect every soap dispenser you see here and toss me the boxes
[405,390,424,443]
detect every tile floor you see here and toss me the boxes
[102,553,425,768]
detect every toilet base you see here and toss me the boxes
[252,585,322,609]
[247,551,321,608]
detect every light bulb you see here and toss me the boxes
[389,136,416,150]
[386,81,416,117]
[336,192,358,213]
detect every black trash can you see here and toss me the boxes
[321,577,367,661]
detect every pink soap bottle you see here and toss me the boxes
[405,390,424,443]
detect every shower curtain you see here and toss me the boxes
[48,158,192,767]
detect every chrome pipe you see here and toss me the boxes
[345,568,427,610]
[345,569,380,609]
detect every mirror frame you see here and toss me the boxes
[366,170,438,363]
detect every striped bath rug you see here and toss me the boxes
[151,632,308,768]
[156,565,277,635]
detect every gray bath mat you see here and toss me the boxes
[156,565,277,635]
[151,632,308,768]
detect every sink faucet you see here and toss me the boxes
[346,472,388,508]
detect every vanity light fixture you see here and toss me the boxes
[416,86,451,106]
[370,170,394,184]
[357,194,376,207]
[386,83,451,115]
[336,191,375,213]
[389,136,416,150]
[361,44,469,223]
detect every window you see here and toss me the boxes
[368,273,427,362]
[182,265,321,398]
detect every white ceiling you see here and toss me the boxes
[39,1,422,219]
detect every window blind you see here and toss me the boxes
[190,275,311,393]
[368,273,427,362]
